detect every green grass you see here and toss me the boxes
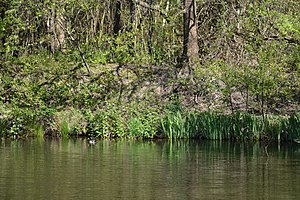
[161,111,300,142]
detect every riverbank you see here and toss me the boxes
[1,100,300,143]
[0,55,299,142]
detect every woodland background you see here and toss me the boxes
[0,0,299,138]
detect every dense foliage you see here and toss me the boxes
[0,0,299,140]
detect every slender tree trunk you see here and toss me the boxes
[0,2,6,55]
[129,0,136,57]
[91,7,100,37]
[48,2,65,53]
[130,0,136,27]
[56,10,65,50]
[147,0,154,55]
[182,0,199,65]
[113,0,122,35]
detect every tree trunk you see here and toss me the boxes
[129,0,136,30]
[0,1,7,55]
[91,6,100,37]
[113,0,122,35]
[147,0,154,55]
[182,0,199,65]
[48,2,65,53]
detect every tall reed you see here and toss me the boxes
[161,111,185,139]
[288,113,300,143]
[0,120,6,136]
[161,111,299,142]
[29,123,44,138]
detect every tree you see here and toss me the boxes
[182,0,199,66]
[48,1,65,53]
[113,0,122,35]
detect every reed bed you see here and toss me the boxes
[161,111,300,142]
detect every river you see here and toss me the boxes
[0,138,299,199]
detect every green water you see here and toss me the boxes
[0,139,299,200]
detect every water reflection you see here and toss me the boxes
[0,139,299,200]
